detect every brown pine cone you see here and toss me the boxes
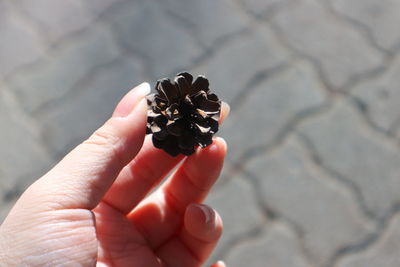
[146,72,221,156]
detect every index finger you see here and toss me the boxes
[30,83,150,210]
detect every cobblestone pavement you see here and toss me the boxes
[1,0,400,266]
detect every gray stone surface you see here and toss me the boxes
[395,123,400,139]
[192,24,290,104]
[299,100,400,219]
[0,1,44,76]
[108,0,203,76]
[83,0,125,17]
[246,135,374,265]
[16,0,94,43]
[332,0,400,51]
[40,58,147,158]
[205,175,265,264]
[338,213,400,267]
[1,0,400,265]
[9,26,121,113]
[220,60,326,161]
[239,0,292,17]
[273,0,385,89]
[351,55,400,133]
[0,87,51,197]
[159,0,249,47]
[225,223,310,267]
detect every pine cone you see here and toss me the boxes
[146,72,221,156]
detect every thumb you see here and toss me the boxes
[30,82,150,210]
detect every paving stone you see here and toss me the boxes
[0,87,51,196]
[273,0,385,89]
[332,0,400,51]
[205,175,265,264]
[40,58,147,158]
[219,60,326,161]
[299,100,400,219]
[2,0,399,264]
[9,26,121,113]
[0,1,45,76]
[225,223,310,267]
[160,0,249,47]
[239,0,292,17]
[338,213,400,267]
[212,159,237,190]
[246,135,374,265]
[83,0,125,16]
[351,55,400,133]
[395,122,400,139]
[192,24,290,104]
[16,0,94,42]
[109,0,203,76]
[0,168,8,207]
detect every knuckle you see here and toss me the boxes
[85,125,119,147]
[81,124,126,167]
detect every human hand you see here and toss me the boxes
[0,82,229,267]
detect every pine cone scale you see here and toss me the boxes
[177,72,194,85]
[166,119,184,136]
[175,75,191,96]
[191,76,210,95]
[158,79,178,104]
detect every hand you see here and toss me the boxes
[0,83,229,267]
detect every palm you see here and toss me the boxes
[95,197,199,267]
[94,202,165,266]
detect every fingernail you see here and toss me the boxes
[113,82,151,118]
[136,82,151,96]
[211,260,226,267]
[219,101,230,123]
[222,101,230,116]
[193,204,215,225]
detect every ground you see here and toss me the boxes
[1,0,400,266]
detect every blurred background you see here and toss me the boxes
[1,0,400,266]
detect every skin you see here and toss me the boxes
[0,83,229,267]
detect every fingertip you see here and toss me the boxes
[214,137,227,155]
[200,137,227,163]
[211,261,226,267]
[194,137,227,159]
[113,82,150,118]
[127,97,148,120]
[219,102,230,124]
[136,82,151,95]
[184,204,223,243]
